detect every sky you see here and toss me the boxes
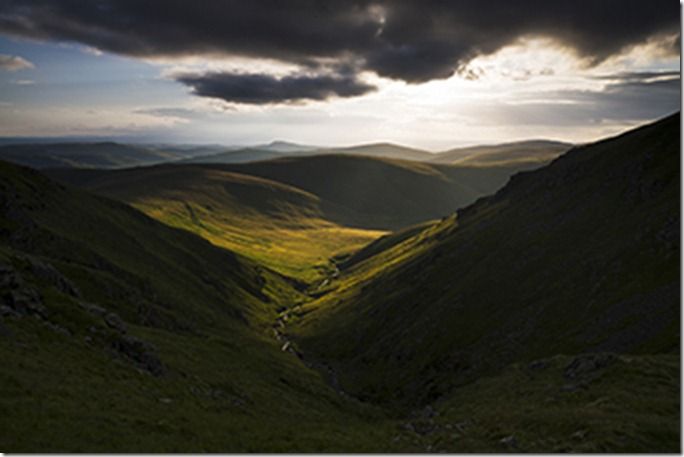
[0,0,680,150]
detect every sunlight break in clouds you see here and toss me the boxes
[0,1,678,146]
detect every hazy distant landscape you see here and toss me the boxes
[0,0,680,453]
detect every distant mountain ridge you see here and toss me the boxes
[0,137,572,169]
[0,142,225,169]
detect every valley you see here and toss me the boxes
[46,154,535,280]
[0,114,679,452]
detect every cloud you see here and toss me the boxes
[472,76,680,127]
[0,0,678,86]
[591,71,680,82]
[175,72,376,105]
[11,79,34,85]
[0,54,34,71]
[134,107,199,119]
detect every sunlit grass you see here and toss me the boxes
[135,197,385,283]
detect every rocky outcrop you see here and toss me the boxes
[109,333,165,376]
[24,256,81,298]
[563,353,616,380]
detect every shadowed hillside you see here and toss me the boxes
[207,154,532,229]
[181,147,286,164]
[293,113,680,422]
[0,159,403,452]
[47,164,384,281]
[48,154,544,280]
[0,114,679,453]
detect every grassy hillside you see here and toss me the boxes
[49,154,545,281]
[388,353,679,452]
[292,113,680,418]
[0,159,404,452]
[432,140,571,167]
[314,142,434,161]
[0,114,679,452]
[48,165,384,282]
[211,154,532,229]
[186,142,432,164]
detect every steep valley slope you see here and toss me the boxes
[289,113,680,450]
[0,114,679,452]
[0,160,399,452]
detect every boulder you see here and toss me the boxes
[26,257,81,298]
[111,334,164,376]
[3,288,45,317]
[500,435,517,448]
[563,353,616,380]
[104,312,128,333]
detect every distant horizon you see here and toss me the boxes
[0,133,575,152]
[1,111,678,153]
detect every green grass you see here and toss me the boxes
[46,154,559,282]
[138,196,383,283]
[291,113,681,412]
[0,295,397,452]
[387,354,679,452]
[0,114,680,452]
[48,164,386,282]
[0,161,396,452]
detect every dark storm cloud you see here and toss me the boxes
[175,72,376,105]
[0,0,678,88]
[0,1,379,62]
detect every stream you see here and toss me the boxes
[271,261,347,397]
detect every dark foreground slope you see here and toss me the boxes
[0,160,395,452]
[294,114,680,417]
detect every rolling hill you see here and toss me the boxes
[255,140,319,153]
[0,138,569,171]
[183,142,434,164]
[315,142,434,161]
[47,164,385,282]
[291,113,680,429]
[48,154,541,280]
[431,139,572,167]
[0,159,401,452]
[0,142,220,169]
[181,147,287,164]
[2,114,679,452]
[205,154,532,229]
